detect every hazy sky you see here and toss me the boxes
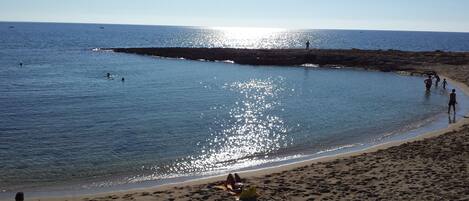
[1,0,469,32]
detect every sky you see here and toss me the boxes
[1,0,469,32]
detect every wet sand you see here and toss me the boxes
[31,48,469,200]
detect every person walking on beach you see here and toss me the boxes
[443,78,448,89]
[435,74,441,87]
[424,75,432,91]
[305,40,310,50]
[448,89,457,114]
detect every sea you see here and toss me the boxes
[1,22,469,198]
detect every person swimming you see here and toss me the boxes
[424,75,432,91]
[121,77,125,82]
[448,89,457,114]
[106,73,111,78]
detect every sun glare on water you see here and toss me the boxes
[210,27,285,48]
[213,27,284,39]
[122,78,294,184]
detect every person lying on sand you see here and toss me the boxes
[225,173,244,193]
[211,173,259,200]
[212,173,244,194]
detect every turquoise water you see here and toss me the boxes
[1,22,469,197]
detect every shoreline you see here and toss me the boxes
[11,48,469,200]
[26,73,469,201]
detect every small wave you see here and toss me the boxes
[110,154,304,186]
[376,113,442,141]
[315,143,362,155]
[150,56,187,61]
[215,60,235,64]
[92,48,113,52]
[301,63,319,68]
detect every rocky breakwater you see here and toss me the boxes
[109,48,469,73]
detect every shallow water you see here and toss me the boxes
[1,22,469,197]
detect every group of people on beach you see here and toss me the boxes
[424,74,447,90]
[424,73,457,114]
[302,42,457,118]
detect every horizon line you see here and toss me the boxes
[1,20,469,34]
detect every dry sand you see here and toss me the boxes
[28,49,469,200]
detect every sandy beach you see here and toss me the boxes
[30,48,469,200]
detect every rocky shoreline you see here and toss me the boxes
[110,47,469,73]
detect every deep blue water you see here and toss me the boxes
[1,22,469,197]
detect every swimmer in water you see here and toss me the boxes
[121,77,125,82]
[424,75,432,91]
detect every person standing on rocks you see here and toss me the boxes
[424,75,432,91]
[306,40,310,50]
[448,89,457,114]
